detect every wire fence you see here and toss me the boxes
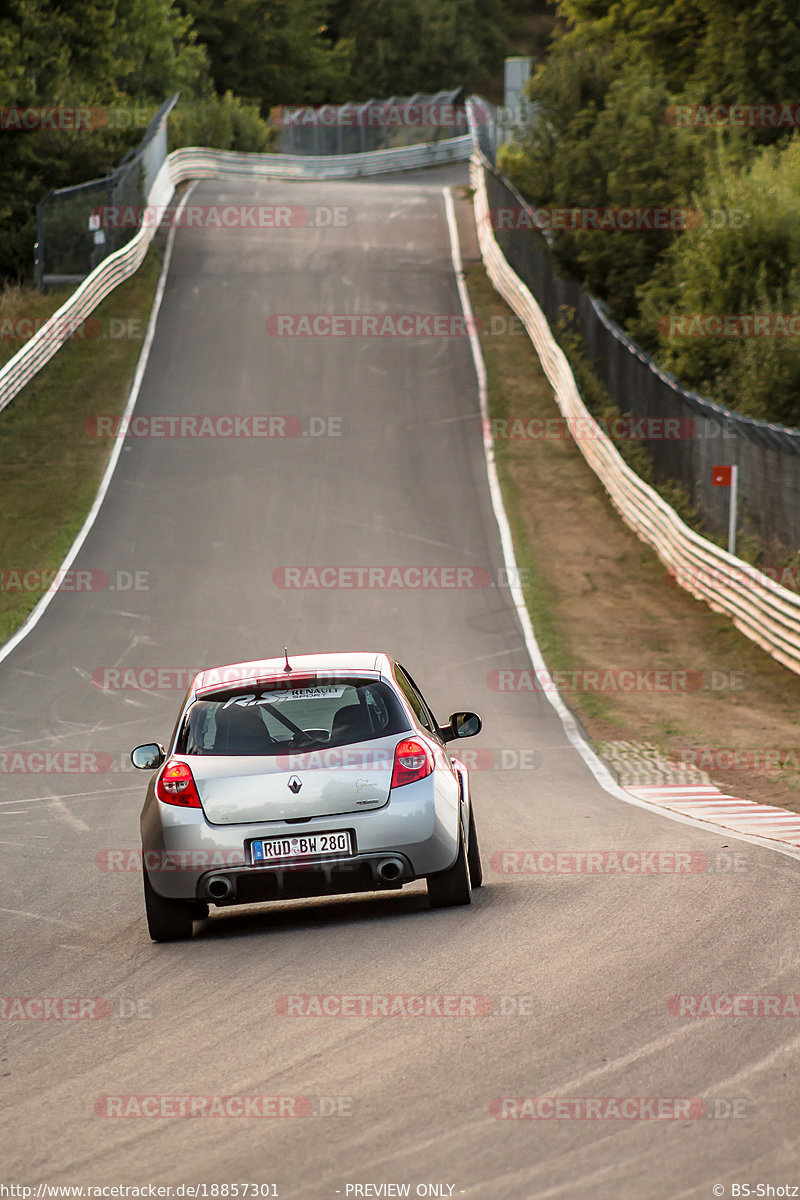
[3,122,472,421]
[35,95,179,290]
[33,91,469,288]
[272,88,466,154]
[469,98,800,553]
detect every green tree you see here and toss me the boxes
[557,0,800,113]
[0,0,132,283]
[634,138,800,425]
[0,0,269,282]
[498,0,800,355]
[500,28,701,322]
[335,0,506,99]
[176,0,352,108]
[112,0,210,100]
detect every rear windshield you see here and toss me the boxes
[177,678,410,756]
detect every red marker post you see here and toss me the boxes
[712,465,738,555]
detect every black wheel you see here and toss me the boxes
[467,804,483,889]
[143,870,194,942]
[189,901,209,920]
[427,819,472,909]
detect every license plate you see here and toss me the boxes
[251,830,353,864]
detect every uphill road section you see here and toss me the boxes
[1,166,799,1198]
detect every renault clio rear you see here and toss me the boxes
[132,651,483,940]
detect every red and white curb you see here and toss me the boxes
[626,784,800,848]
[597,740,800,849]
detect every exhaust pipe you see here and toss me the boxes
[376,858,404,883]
[207,875,234,901]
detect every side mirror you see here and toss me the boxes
[131,743,166,770]
[442,711,482,742]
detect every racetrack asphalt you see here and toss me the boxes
[1,163,799,1198]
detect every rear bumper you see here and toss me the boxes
[140,771,462,900]
[199,852,412,905]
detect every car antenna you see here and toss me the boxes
[283,647,292,673]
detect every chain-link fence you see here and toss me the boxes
[34,94,179,290]
[34,90,466,287]
[469,96,535,170]
[273,88,466,154]
[472,101,800,553]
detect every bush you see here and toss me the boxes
[634,138,800,426]
[500,30,701,325]
[168,92,276,153]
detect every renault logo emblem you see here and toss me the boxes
[287,775,302,794]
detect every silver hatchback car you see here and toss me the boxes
[132,651,483,940]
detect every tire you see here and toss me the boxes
[143,870,194,942]
[427,819,472,909]
[467,805,483,889]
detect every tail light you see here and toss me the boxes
[391,739,434,788]
[156,759,202,808]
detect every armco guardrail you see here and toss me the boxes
[0,134,472,418]
[469,147,800,677]
[166,135,471,181]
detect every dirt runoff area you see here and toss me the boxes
[464,260,800,814]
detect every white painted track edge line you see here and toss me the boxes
[442,185,800,866]
[0,181,200,668]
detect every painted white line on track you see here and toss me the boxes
[443,184,800,865]
[0,181,200,667]
[0,906,85,929]
[47,795,90,833]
